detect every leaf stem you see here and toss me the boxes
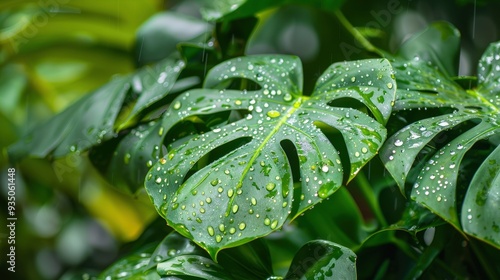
[333,10,384,57]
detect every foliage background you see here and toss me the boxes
[1,0,500,279]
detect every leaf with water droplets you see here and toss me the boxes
[145,55,395,259]
[157,255,231,279]
[100,232,208,279]
[284,240,357,279]
[461,146,500,248]
[381,28,500,248]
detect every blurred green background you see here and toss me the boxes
[1,0,499,279]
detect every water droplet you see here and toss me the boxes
[207,226,215,236]
[227,189,234,198]
[158,127,164,136]
[266,183,276,191]
[394,139,403,146]
[216,235,222,243]
[387,82,393,89]
[229,227,236,234]
[264,218,271,225]
[239,222,246,230]
[283,93,292,102]
[361,147,368,153]
[232,204,239,213]
[160,158,167,164]
[251,197,257,205]
[211,179,218,186]
[351,77,356,82]
[173,101,181,110]
[219,224,225,232]
[206,197,212,204]
[267,110,280,118]
[270,220,278,229]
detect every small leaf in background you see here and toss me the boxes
[145,55,395,259]
[284,240,356,280]
[397,21,461,76]
[134,11,212,66]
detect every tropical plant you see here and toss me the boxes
[5,0,500,279]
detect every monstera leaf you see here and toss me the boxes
[145,55,395,259]
[380,23,500,248]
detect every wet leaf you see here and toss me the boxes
[145,55,395,259]
[284,240,357,279]
[381,27,500,248]
[157,255,231,279]
[99,232,207,280]
[8,57,185,163]
[98,252,161,280]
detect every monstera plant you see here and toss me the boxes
[7,0,500,279]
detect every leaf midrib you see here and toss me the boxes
[225,96,309,216]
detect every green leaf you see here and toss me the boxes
[0,64,27,116]
[284,240,357,279]
[8,57,185,163]
[461,145,500,247]
[397,22,461,76]
[99,252,161,280]
[145,55,395,259]
[218,239,274,279]
[99,232,208,280]
[157,256,231,279]
[134,12,212,66]
[381,35,500,248]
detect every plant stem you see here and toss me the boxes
[333,10,384,57]
[354,171,387,227]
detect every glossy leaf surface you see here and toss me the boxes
[381,24,500,248]
[145,55,395,259]
[284,240,356,279]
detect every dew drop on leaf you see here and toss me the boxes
[267,110,281,118]
[173,101,181,110]
[207,226,215,236]
[266,182,276,191]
